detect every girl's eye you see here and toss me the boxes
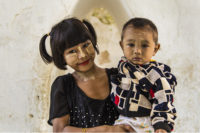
[127,43,135,47]
[83,43,90,48]
[68,50,77,54]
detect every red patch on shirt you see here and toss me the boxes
[150,88,154,98]
[114,95,119,105]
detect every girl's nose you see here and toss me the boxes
[78,47,86,58]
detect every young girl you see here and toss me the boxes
[39,18,134,132]
[111,18,177,133]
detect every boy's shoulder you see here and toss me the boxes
[150,60,172,72]
[106,67,118,75]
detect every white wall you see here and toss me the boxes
[124,1,200,132]
[0,0,199,132]
[0,0,77,131]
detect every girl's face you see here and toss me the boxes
[63,40,96,72]
[120,26,160,65]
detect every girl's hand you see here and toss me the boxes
[155,129,167,133]
[104,125,135,132]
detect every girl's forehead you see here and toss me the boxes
[66,40,91,49]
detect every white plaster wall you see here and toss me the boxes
[123,1,200,132]
[0,0,200,132]
[0,0,78,131]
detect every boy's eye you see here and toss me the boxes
[83,43,90,48]
[127,43,135,47]
[142,44,149,48]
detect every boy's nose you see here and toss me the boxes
[134,47,141,54]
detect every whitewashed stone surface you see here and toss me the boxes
[0,0,199,132]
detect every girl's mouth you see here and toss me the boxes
[79,59,90,66]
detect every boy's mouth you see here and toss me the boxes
[133,57,142,61]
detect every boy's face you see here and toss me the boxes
[120,25,160,65]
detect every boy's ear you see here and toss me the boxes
[119,41,123,50]
[154,43,160,55]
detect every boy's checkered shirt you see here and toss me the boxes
[111,56,177,132]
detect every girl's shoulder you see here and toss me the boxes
[53,73,74,84]
[51,73,75,93]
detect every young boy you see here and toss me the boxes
[111,18,177,133]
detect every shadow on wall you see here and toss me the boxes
[70,0,132,30]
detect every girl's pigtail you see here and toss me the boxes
[39,34,53,63]
[82,20,99,54]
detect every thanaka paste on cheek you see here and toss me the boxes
[74,44,96,82]
[86,44,95,57]
[65,53,78,65]
[78,46,86,58]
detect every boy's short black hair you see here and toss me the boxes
[39,18,99,70]
[121,17,158,44]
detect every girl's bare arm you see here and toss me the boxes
[52,114,134,132]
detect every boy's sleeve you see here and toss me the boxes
[150,76,176,132]
[134,64,177,132]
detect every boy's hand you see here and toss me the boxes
[155,129,167,133]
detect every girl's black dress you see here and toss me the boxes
[48,68,119,128]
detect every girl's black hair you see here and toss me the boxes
[39,17,99,70]
[121,17,158,44]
